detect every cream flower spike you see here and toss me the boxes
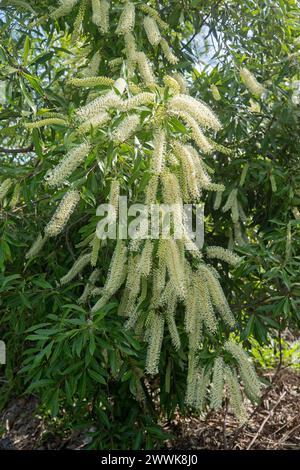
[172,141,200,199]
[210,357,224,410]
[25,233,48,260]
[92,0,110,34]
[91,241,127,313]
[163,75,181,95]
[0,178,13,201]
[173,73,189,94]
[135,52,156,85]
[44,190,80,238]
[116,1,135,35]
[77,112,110,134]
[139,4,169,30]
[206,246,242,266]
[122,92,156,111]
[224,340,261,401]
[25,118,67,129]
[45,142,91,187]
[143,15,161,46]
[168,94,222,131]
[84,52,101,77]
[159,38,178,64]
[78,269,100,304]
[151,129,166,175]
[112,114,140,143]
[169,109,213,154]
[76,78,126,120]
[240,67,266,98]
[224,365,247,423]
[211,84,221,101]
[9,183,21,209]
[68,76,114,87]
[50,0,79,19]
[108,179,120,215]
[60,253,91,285]
[145,312,164,375]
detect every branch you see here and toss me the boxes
[0,143,34,154]
[246,391,286,450]
[180,0,223,52]
[223,398,229,450]
[229,366,284,449]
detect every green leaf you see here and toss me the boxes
[23,36,31,66]
[87,369,106,384]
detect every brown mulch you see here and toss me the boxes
[168,368,300,450]
[0,368,299,450]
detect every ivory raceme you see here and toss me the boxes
[60,253,92,285]
[210,357,224,410]
[23,0,262,419]
[173,73,189,94]
[94,0,110,34]
[168,95,222,131]
[122,92,156,111]
[84,51,101,77]
[78,268,101,304]
[44,142,91,187]
[224,340,262,401]
[234,221,247,246]
[224,365,248,424]
[145,312,165,375]
[143,15,161,46]
[239,67,266,98]
[50,0,79,19]
[68,76,114,87]
[9,183,21,209]
[0,178,13,202]
[38,112,68,121]
[223,188,238,213]
[72,0,87,39]
[90,235,101,267]
[169,109,214,154]
[108,179,120,214]
[135,52,156,85]
[239,163,249,187]
[24,118,67,128]
[206,246,242,266]
[112,114,140,143]
[44,190,80,237]
[26,233,48,260]
[77,112,110,134]
[152,129,166,175]
[163,75,181,95]
[159,38,178,65]
[138,4,168,30]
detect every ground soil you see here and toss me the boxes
[0,368,299,450]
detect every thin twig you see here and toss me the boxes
[277,322,283,372]
[223,398,228,450]
[0,143,34,154]
[246,391,286,450]
[277,423,300,447]
[229,365,283,448]
[180,0,223,52]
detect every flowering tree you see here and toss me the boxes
[0,0,299,449]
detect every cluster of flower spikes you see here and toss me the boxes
[211,66,267,250]
[50,0,177,69]
[24,0,262,422]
